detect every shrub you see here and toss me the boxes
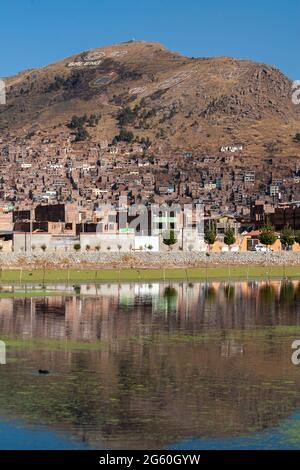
[163,230,177,249]
[224,227,236,248]
[204,229,217,247]
[281,226,295,249]
[294,133,300,142]
[113,128,134,144]
[259,224,277,247]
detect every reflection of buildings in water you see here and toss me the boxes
[221,339,244,358]
[1,282,300,450]
[0,280,300,342]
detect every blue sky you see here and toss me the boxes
[1,0,299,78]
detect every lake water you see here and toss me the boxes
[1,280,300,449]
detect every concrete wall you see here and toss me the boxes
[134,236,159,252]
[51,235,79,253]
[12,232,297,254]
[80,233,135,252]
[13,233,80,253]
[13,233,52,253]
[159,230,206,252]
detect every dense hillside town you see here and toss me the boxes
[0,125,299,253]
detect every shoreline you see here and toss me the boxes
[0,252,299,282]
[0,265,299,283]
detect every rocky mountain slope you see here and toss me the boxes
[1,41,299,156]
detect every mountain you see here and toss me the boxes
[1,41,299,156]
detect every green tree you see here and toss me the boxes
[294,133,300,142]
[74,126,90,142]
[281,226,295,250]
[259,223,277,248]
[113,128,134,143]
[117,107,138,126]
[67,115,88,129]
[204,229,217,251]
[295,231,300,245]
[224,227,236,250]
[163,230,177,250]
[73,243,81,252]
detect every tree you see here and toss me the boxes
[259,223,277,248]
[85,244,90,251]
[294,133,300,142]
[295,231,300,245]
[67,115,88,130]
[147,244,153,251]
[204,229,216,251]
[117,107,137,126]
[113,128,134,144]
[73,285,81,296]
[74,126,90,142]
[224,227,236,250]
[73,243,81,252]
[40,244,47,252]
[163,230,177,250]
[281,226,295,250]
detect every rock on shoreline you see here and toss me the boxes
[0,252,299,269]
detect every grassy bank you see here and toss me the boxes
[4,326,300,353]
[0,265,299,283]
[2,336,102,351]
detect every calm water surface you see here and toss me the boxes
[1,280,300,449]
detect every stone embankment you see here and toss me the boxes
[0,251,299,269]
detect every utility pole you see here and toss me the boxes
[29,208,33,254]
[182,210,184,251]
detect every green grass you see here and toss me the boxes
[0,265,299,283]
[4,325,299,353]
[2,336,102,351]
[129,326,300,345]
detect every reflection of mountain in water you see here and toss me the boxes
[0,281,300,449]
[167,410,300,450]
